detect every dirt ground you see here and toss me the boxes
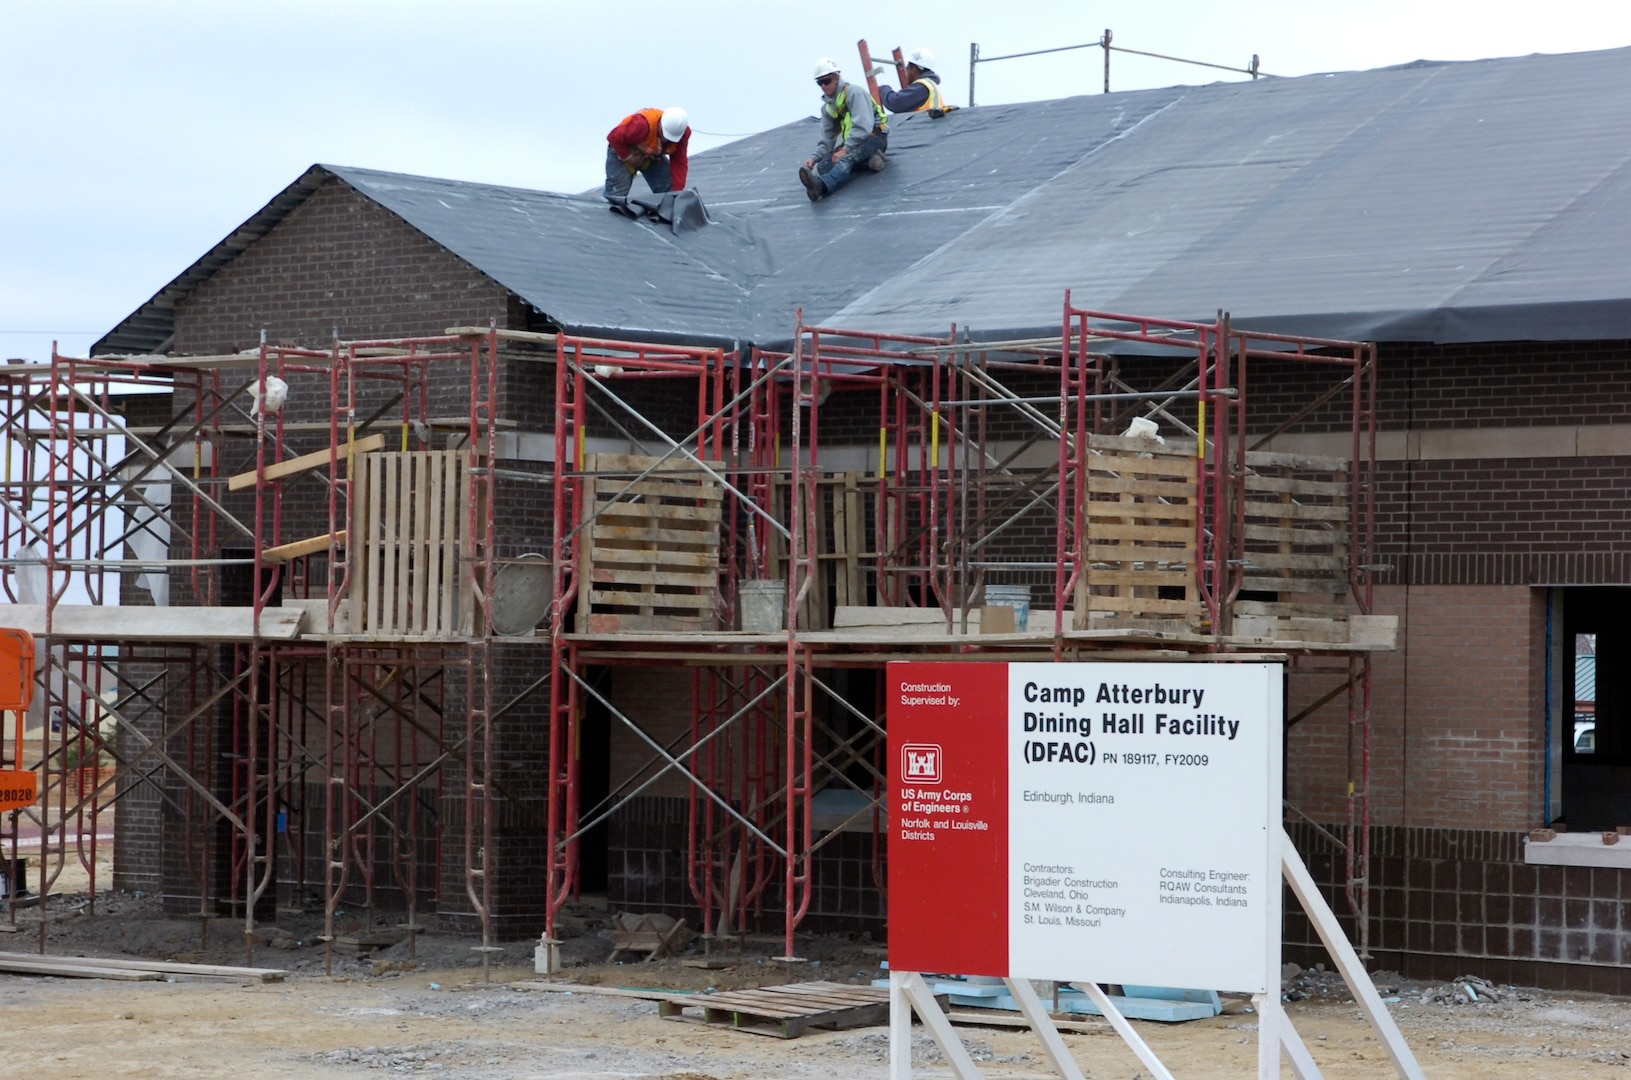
[4,856,1631,1078]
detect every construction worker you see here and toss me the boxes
[880,48,952,117]
[604,107,691,206]
[799,58,888,202]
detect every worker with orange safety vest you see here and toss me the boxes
[799,59,888,202]
[880,48,952,117]
[604,107,691,206]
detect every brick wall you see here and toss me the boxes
[174,177,513,355]
[1288,584,1543,832]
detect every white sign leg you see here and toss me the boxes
[1002,978,1086,1080]
[890,970,913,1080]
[1281,829,1426,1080]
[894,971,986,1080]
[1254,994,1327,1080]
[1077,982,1177,1080]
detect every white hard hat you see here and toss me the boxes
[660,106,688,141]
[813,57,840,80]
[907,47,934,68]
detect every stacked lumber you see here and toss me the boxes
[579,455,723,632]
[1078,434,1200,631]
[0,951,288,981]
[1236,450,1352,642]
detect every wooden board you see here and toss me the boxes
[1077,435,1200,631]
[227,433,386,491]
[261,530,345,563]
[0,951,287,981]
[659,981,890,1039]
[0,956,158,981]
[0,604,304,642]
[580,455,723,633]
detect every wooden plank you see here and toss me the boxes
[1084,502,1197,524]
[0,957,158,980]
[1242,523,1343,545]
[1080,594,1196,616]
[592,502,723,526]
[226,432,386,491]
[1085,476,1196,499]
[1083,569,1193,587]
[0,952,287,981]
[0,604,304,642]
[591,479,725,504]
[1242,551,1348,573]
[410,453,431,635]
[1241,499,1347,522]
[1088,434,1200,456]
[363,453,382,633]
[262,530,346,563]
[1243,474,1350,497]
[1243,449,1351,471]
[588,541,720,566]
[439,450,460,634]
[588,589,715,611]
[589,567,719,590]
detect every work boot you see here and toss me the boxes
[798,166,825,201]
[868,150,887,172]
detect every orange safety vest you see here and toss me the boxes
[616,108,680,159]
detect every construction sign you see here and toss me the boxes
[888,661,1282,993]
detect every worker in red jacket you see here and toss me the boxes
[604,107,691,205]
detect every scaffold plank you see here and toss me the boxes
[225,432,385,491]
[0,604,303,641]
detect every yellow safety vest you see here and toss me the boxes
[825,82,888,143]
[912,77,944,113]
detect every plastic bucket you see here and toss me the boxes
[738,579,787,632]
[983,584,1031,632]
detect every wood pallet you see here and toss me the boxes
[581,454,724,632]
[354,449,472,637]
[1077,434,1200,631]
[1236,449,1352,641]
[658,980,891,1038]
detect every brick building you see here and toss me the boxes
[63,43,1631,988]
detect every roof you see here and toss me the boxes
[98,45,1631,354]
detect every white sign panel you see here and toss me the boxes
[1005,662,1282,992]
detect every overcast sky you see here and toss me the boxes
[5,0,1629,362]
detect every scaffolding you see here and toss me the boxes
[0,295,1384,963]
[542,299,1382,959]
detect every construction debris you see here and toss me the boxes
[606,912,694,963]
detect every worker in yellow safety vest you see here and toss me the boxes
[880,48,954,118]
[798,58,889,202]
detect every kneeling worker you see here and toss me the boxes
[605,107,691,205]
[798,58,888,202]
[880,48,951,117]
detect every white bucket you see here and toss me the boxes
[738,579,787,632]
[983,584,1031,632]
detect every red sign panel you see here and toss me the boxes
[887,662,1009,976]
